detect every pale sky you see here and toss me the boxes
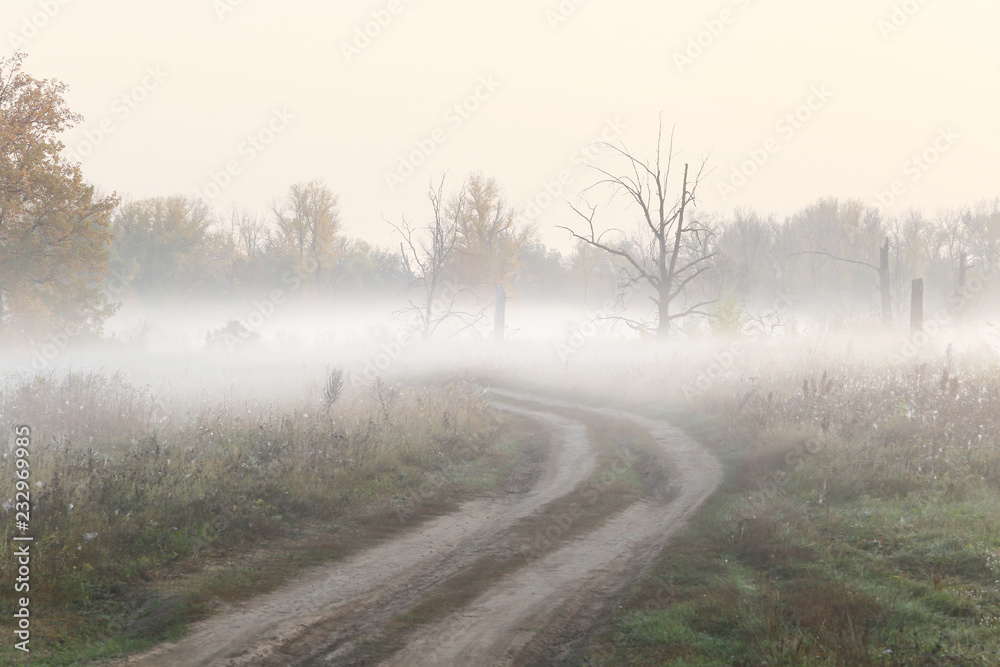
[5,0,998,251]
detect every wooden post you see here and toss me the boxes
[955,252,967,321]
[910,278,924,334]
[494,284,505,342]
[879,238,892,327]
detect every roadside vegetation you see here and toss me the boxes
[555,336,1000,665]
[323,397,673,665]
[0,368,533,665]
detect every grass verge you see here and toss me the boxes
[344,398,674,665]
[0,371,535,666]
[583,352,1000,666]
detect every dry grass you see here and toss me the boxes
[0,369,514,664]
[471,334,1000,665]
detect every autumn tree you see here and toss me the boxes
[451,173,535,294]
[0,53,118,339]
[227,205,268,261]
[110,196,224,295]
[783,198,889,323]
[270,180,340,286]
[328,238,408,295]
[559,126,715,336]
[221,205,270,291]
[390,175,490,338]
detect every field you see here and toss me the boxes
[1,328,999,665]
[0,361,535,665]
[478,333,1000,665]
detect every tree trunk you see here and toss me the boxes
[910,278,924,334]
[658,164,690,338]
[422,279,435,340]
[493,284,505,342]
[657,292,670,337]
[879,238,891,327]
[954,252,967,321]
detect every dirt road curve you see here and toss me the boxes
[115,390,721,666]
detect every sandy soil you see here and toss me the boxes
[113,391,720,666]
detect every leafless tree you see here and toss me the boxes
[388,175,487,338]
[225,205,267,260]
[557,124,715,336]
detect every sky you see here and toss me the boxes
[4,0,998,252]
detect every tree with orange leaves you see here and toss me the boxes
[0,53,118,341]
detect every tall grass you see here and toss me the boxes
[0,369,505,653]
[469,333,1000,664]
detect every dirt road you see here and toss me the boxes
[116,390,721,666]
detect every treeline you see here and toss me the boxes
[3,51,999,344]
[706,198,1000,331]
[105,175,618,304]
[100,183,1000,337]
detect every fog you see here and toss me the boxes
[4,1,998,252]
[4,2,1000,664]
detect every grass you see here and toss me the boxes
[343,399,674,665]
[6,333,1000,665]
[0,370,532,666]
[569,340,1000,665]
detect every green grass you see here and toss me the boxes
[582,348,1000,666]
[344,401,672,665]
[0,371,533,666]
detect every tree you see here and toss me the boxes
[227,205,267,261]
[451,173,535,293]
[559,125,715,336]
[0,53,118,339]
[327,238,408,295]
[222,205,270,292]
[110,196,222,296]
[390,175,486,338]
[712,208,777,301]
[270,180,340,286]
[784,198,890,325]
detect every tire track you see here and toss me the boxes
[379,389,722,666]
[116,404,596,667]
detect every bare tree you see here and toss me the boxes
[388,175,486,338]
[557,125,715,336]
[783,199,893,325]
[790,237,892,326]
[225,205,267,260]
